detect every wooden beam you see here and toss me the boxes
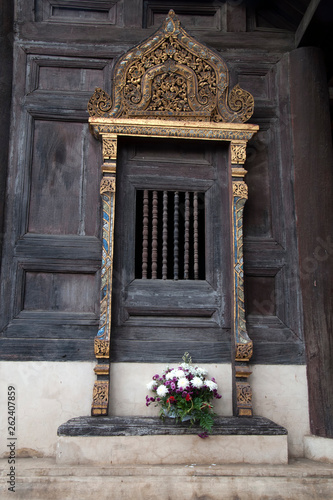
[295,0,322,47]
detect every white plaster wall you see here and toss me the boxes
[0,361,310,459]
[109,363,233,417]
[0,362,95,458]
[251,365,310,457]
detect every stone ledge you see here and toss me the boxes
[57,415,288,437]
[56,434,288,465]
[4,459,333,499]
[304,435,333,463]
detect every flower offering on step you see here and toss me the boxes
[145,352,222,436]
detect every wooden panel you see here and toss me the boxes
[28,119,100,236]
[26,54,111,94]
[23,271,98,312]
[244,127,273,239]
[35,0,119,24]
[111,136,232,362]
[245,275,276,315]
[143,1,224,30]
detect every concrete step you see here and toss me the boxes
[1,458,333,499]
[57,415,288,465]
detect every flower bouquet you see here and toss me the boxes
[145,353,222,437]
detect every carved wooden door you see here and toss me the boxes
[111,136,232,362]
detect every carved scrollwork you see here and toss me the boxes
[88,88,112,117]
[231,143,247,164]
[236,341,253,361]
[236,381,252,406]
[103,139,117,159]
[94,338,110,358]
[91,381,109,416]
[233,181,248,199]
[87,10,254,124]
[228,84,254,123]
[100,177,116,194]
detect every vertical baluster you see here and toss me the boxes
[152,190,158,279]
[193,191,199,280]
[162,191,168,279]
[174,191,179,280]
[184,191,190,279]
[142,189,149,279]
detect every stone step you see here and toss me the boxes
[57,415,288,465]
[1,458,333,500]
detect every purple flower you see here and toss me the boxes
[153,374,160,380]
[170,382,176,390]
[198,432,209,439]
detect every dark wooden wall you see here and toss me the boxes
[1,0,333,438]
[0,0,306,364]
[0,0,14,262]
[290,47,333,438]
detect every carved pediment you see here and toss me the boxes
[88,10,254,123]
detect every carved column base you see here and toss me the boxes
[235,341,253,416]
[91,379,109,416]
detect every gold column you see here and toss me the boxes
[231,141,253,417]
[91,135,117,416]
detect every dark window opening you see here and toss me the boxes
[135,190,205,280]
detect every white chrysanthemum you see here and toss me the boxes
[165,371,175,380]
[181,363,191,371]
[205,380,218,391]
[156,385,169,397]
[146,380,156,391]
[191,376,204,389]
[177,377,189,389]
[194,366,208,377]
[173,369,185,379]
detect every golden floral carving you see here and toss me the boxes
[94,338,110,358]
[236,341,253,361]
[91,381,109,416]
[103,139,117,160]
[88,88,112,117]
[231,143,247,164]
[100,177,116,194]
[233,181,248,199]
[236,381,252,406]
[87,10,254,123]
[228,84,254,123]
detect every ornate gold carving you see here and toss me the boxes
[94,338,110,358]
[236,381,252,416]
[231,142,247,164]
[103,138,117,160]
[89,117,259,144]
[87,10,254,124]
[88,88,112,117]
[91,380,109,416]
[87,11,259,418]
[233,180,248,198]
[236,341,253,361]
[228,84,254,123]
[100,177,116,194]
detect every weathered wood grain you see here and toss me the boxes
[290,47,333,437]
[57,415,288,437]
